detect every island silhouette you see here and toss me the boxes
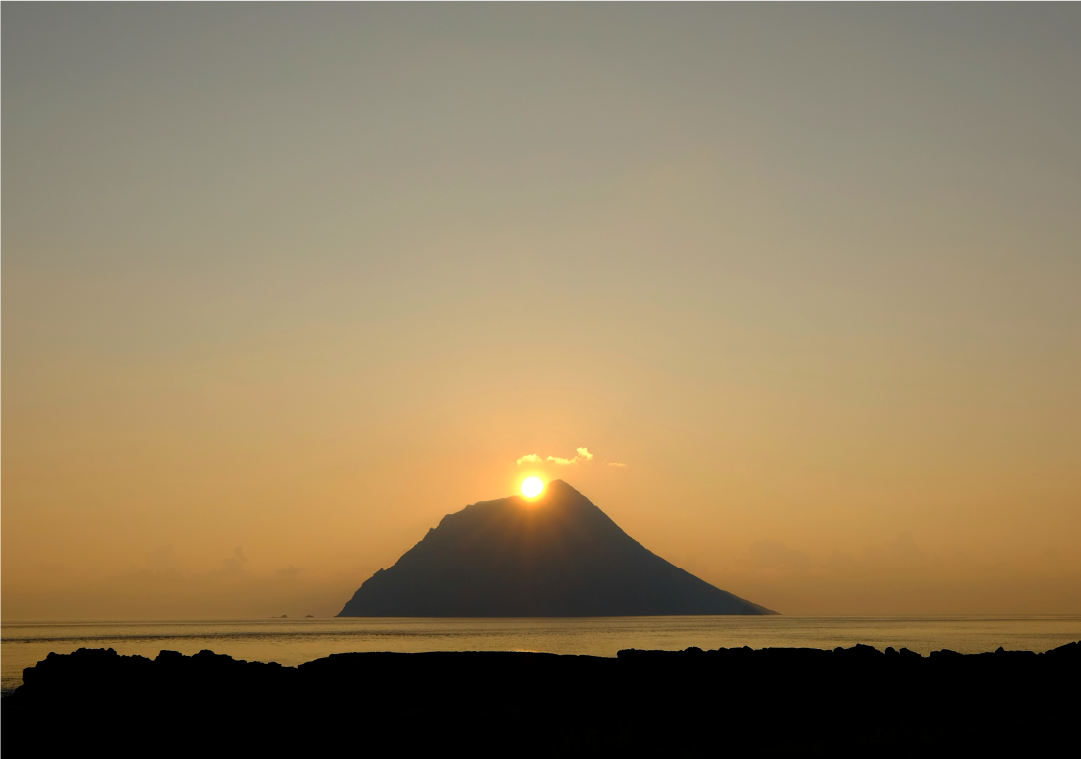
[339,479,775,616]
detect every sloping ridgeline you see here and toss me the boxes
[339,479,774,616]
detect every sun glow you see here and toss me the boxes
[521,477,545,498]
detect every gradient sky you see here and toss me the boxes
[4,5,1080,618]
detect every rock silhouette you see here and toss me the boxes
[339,479,774,616]
[4,642,1078,755]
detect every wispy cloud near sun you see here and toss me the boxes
[547,455,577,465]
[547,447,596,465]
[517,447,625,468]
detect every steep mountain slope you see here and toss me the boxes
[339,480,775,616]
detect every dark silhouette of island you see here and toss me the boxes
[339,479,774,616]
[4,642,1077,755]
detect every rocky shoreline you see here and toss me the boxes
[4,642,1078,755]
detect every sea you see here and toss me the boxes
[3,615,1079,696]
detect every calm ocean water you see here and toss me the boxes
[3,615,1079,695]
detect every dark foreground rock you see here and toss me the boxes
[4,642,1078,756]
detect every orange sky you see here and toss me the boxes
[4,5,1080,618]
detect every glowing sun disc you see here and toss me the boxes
[521,477,545,498]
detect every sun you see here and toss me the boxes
[521,477,545,498]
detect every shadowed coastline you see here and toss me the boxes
[340,480,774,616]
[4,641,1077,755]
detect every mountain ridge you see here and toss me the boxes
[339,480,775,616]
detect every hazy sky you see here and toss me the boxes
[4,5,1080,618]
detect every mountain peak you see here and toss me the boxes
[339,482,775,617]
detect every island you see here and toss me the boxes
[339,480,774,616]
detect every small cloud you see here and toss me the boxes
[823,532,929,575]
[824,549,858,572]
[864,531,927,569]
[276,565,303,580]
[749,540,811,571]
[146,544,180,572]
[518,447,626,468]
[220,547,248,576]
[547,455,578,465]
[548,447,596,465]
